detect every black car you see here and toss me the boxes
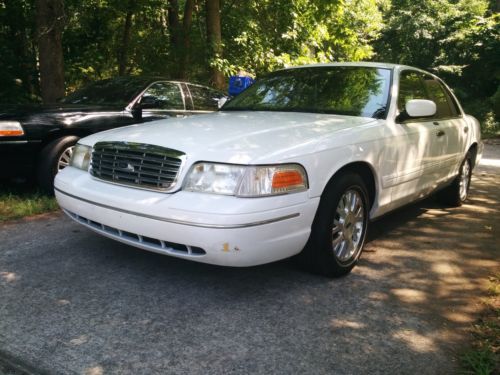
[0,76,226,192]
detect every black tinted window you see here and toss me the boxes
[222,67,391,118]
[189,85,221,111]
[398,71,429,112]
[141,82,184,110]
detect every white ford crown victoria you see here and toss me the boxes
[55,62,483,276]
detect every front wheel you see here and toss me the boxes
[37,136,79,194]
[299,173,370,277]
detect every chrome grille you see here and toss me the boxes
[90,142,185,191]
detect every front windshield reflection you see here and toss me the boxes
[222,66,391,119]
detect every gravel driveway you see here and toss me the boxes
[1,144,499,375]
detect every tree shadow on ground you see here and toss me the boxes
[0,168,499,374]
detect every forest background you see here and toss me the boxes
[0,0,498,134]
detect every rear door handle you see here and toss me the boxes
[433,121,440,126]
[464,126,469,133]
[436,130,445,137]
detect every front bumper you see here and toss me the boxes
[0,140,41,177]
[55,167,320,267]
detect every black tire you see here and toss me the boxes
[37,135,79,194]
[437,153,472,207]
[298,172,370,277]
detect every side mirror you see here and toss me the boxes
[405,99,436,118]
[217,97,228,109]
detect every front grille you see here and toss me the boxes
[90,142,185,191]
[64,209,206,256]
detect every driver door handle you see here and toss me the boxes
[436,130,445,137]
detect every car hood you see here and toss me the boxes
[80,111,376,164]
[0,103,125,123]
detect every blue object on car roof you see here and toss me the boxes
[228,76,254,96]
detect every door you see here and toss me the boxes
[385,70,442,207]
[421,76,467,180]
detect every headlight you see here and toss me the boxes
[183,162,308,197]
[184,163,247,195]
[69,144,92,171]
[0,121,24,136]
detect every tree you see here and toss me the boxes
[118,0,136,76]
[36,0,65,103]
[167,0,197,78]
[374,0,499,128]
[219,0,386,76]
[206,0,224,89]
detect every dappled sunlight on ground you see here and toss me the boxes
[0,271,19,283]
[0,145,498,374]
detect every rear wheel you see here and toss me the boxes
[37,136,79,194]
[438,153,472,207]
[299,173,369,277]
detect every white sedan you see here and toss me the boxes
[55,62,483,277]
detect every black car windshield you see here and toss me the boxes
[222,66,392,118]
[61,77,151,106]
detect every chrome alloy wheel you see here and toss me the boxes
[459,159,471,201]
[57,145,74,172]
[332,189,365,262]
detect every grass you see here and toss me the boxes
[460,273,500,375]
[0,181,59,223]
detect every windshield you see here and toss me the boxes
[222,66,391,118]
[61,77,151,106]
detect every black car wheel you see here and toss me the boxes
[437,152,472,207]
[298,172,370,277]
[37,135,79,194]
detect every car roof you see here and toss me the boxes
[94,76,223,91]
[283,61,425,72]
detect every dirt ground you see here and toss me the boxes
[0,144,498,375]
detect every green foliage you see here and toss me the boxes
[0,186,59,222]
[222,0,386,75]
[0,0,497,130]
[374,0,499,132]
[460,274,499,375]
[461,349,496,375]
[0,0,39,103]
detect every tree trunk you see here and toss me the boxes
[167,0,181,67]
[205,0,225,89]
[35,0,65,103]
[179,0,195,79]
[4,0,36,96]
[118,6,134,76]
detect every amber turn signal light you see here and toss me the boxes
[0,121,24,137]
[272,170,305,189]
[0,129,24,136]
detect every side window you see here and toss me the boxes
[421,77,455,119]
[141,82,184,110]
[188,85,221,111]
[397,71,429,112]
